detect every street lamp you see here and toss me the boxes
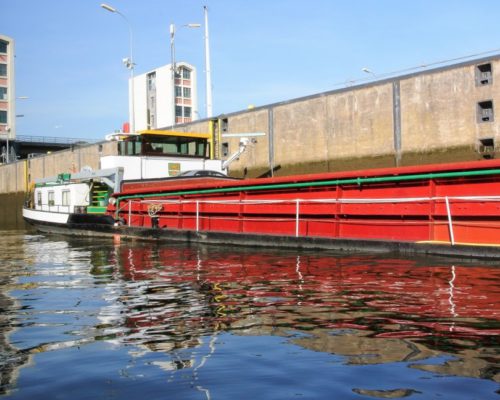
[170,23,201,126]
[2,96,29,164]
[204,6,213,118]
[362,67,376,78]
[100,3,136,134]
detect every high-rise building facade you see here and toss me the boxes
[0,35,15,140]
[131,62,198,132]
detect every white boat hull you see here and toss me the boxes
[23,207,70,225]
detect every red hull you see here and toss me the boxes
[109,160,500,246]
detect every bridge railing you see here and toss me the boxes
[6,135,101,145]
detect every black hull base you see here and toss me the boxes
[23,215,500,260]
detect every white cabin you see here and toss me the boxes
[34,183,90,213]
[102,130,225,180]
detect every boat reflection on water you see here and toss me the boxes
[0,233,498,398]
[94,243,499,382]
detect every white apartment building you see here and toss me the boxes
[130,62,198,132]
[0,35,15,140]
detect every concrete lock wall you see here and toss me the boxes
[217,56,500,177]
[27,141,117,184]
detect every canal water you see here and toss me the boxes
[0,230,498,399]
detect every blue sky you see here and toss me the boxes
[4,0,500,140]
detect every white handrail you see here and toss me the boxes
[196,201,200,232]
[295,199,300,237]
[445,196,455,245]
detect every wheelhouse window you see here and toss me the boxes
[117,134,209,158]
[141,134,208,158]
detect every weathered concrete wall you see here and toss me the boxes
[222,57,500,176]
[399,62,500,165]
[0,161,26,194]
[0,192,25,229]
[27,141,117,185]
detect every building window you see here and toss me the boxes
[477,100,494,123]
[62,190,70,206]
[175,86,182,97]
[0,41,7,54]
[175,106,183,117]
[184,107,192,118]
[221,118,229,133]
[48,191,55,206]
[0,64,6,77]
[478,137,495,159]
[476,63,492,86]
[147,72,156,91]
[37,192,42,206]
[0,110,6,124]
[182,68,191,79]
[0,87,6,100]
[222,142,229,157]
[183,87,191,98]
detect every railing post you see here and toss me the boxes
[196,201,200,232]
[445,196,455,245]
[295,199,300,237]
[128,200,131,227]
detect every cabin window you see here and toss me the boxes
[37,192,42,206]
[48,191,55,206]
[62,190,70,206]
[476,63,492,86]
[477,100,494,123]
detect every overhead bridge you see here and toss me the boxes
[0,135,100,163]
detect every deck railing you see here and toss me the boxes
[120,195,500,245]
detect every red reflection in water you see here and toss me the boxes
[117,247,499,320]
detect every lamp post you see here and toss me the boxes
[101,3,136,134]
[2,96,29,163]
[362,67,376,78]
[204,6,213,118]
[170,23,201,126]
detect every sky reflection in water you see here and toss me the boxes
[0,230,498,399]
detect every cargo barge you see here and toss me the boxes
[23,131,500,258]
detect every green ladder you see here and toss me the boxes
[88,182,109,214]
